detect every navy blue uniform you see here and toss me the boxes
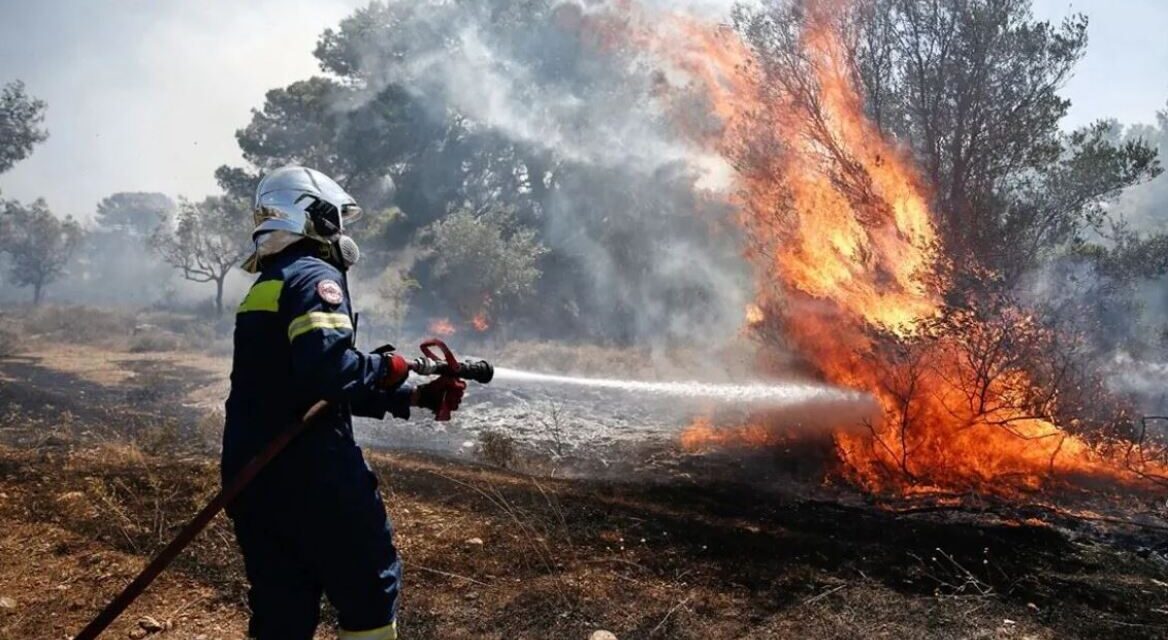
[224,242,409,640]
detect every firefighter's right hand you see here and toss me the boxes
[377,353,412,390]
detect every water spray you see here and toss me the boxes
[492,367,868,408]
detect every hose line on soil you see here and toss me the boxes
[73,400,331,640]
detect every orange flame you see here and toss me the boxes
[428,318,456,337]
[634,3,1168,495]
[472,311,490,332]
[744,303,765,327]
[681,416,789,452]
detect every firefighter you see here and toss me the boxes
[223,166,458,640]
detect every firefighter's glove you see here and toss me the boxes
[378,353,412,390]
[416,376,466,416]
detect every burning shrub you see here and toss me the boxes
[659,0,1168,497]
[834,292,1152,494]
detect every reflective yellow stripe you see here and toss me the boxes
[287,311,353,341]
[238,280,283,313]
[339,621,397,640]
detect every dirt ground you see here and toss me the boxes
[1,342,1167,639]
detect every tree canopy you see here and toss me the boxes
[220,0,748,341]
[150,196,251,315]
[0,80,48,174]
[733,0,1161,284]
[0,198,82,304]
[95,192,176,236]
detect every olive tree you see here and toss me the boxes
[0,80,48,174]
[423,204,547,327]
[151,196,251,315]
[0,198,83,304]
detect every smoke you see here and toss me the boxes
[1018,224,1168,419]
[331,0,750,346]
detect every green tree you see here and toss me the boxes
[423,205,547,325]
[0,80,48,174]
[94,192,175,236]
[0,198,83,304]
[222,0,786,341]
[150,196,251,315]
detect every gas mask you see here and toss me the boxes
[303,194,362,271]
[336,235,361,270]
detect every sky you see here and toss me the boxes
[0,0,1165,221]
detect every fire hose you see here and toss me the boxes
[73,338,493,640]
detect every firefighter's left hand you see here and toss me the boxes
[414,377,466,414]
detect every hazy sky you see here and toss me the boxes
[0,0,1165,220]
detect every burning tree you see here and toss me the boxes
[659,0,1167,494]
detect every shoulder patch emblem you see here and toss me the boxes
[316,279,344,305]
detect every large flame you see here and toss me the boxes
[631,4,1166,494]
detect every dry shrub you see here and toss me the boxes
[22,305,131,345]
[476,430,517,468]
[131,420,182,456]
[127,329,185,353]
[0,326,20,356]
[194,408,225,453]
[140,310,222,343]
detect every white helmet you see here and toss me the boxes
[242,166,363,272]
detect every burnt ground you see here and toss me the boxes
[1,346,1167,639]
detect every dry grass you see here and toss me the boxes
[2,330,1167,639]
[0,327,20,357]
[6,304,230,355]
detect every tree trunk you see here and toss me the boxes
[33,282,43,306]
[215,276,225,316]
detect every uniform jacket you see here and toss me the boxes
[222,242,412,485]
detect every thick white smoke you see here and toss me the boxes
[331,0,751,345]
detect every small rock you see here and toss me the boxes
[590,631,618,640]
[128,629,148,640]
[0,596,15,609]
[137,615,164,632]
[465,537,484,547]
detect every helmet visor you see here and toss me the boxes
[341,204,363,225]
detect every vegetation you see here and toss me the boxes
[0,80,48,174]
[149,196,251,315]
[423,205,547,326]
[94,192,175,237]
[0,198,83,304]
